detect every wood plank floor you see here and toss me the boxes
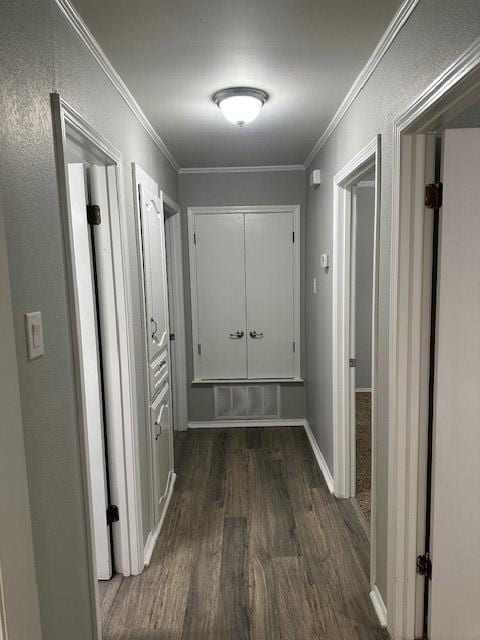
[102,427,389,639]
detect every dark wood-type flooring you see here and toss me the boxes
[102,427,388,639]
[355,392,372,523]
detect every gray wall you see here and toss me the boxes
[0,1,177,638]
[355,185,375,390]
[304,0,480,602]
[178,170,306,421]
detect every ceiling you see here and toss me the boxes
[72,0,403,168]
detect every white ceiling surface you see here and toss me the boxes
[72,0,403,168]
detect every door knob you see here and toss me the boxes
[249,330,264,339]
[229,330,244,339]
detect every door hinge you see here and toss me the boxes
[193,232,197,245]
[87,204,101,225]
[170,333,175,341]
[292,231,295,243]
[416,553,432,579]
[106,504,119,526]
[425,183,443,209]
[293,341,296,352]
[349,358,356,367]
[197,344,201,355]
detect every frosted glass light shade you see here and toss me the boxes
[213,88,268,127]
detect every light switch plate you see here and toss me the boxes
[313,277,317,294]
[320,253,329,269]
[25,311,44,359]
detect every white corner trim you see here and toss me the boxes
[304,0,420,167]
[304,421,335,494]
[144,471,176,566]
[188,419,305,429]
[54,0,180,172]
[370,586,388,628]
[178,165,305,174]
[356,388,372,393]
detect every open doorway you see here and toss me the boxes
[332,135,381,609]
[351,175,376,526]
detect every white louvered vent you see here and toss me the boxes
[214,385,280,419]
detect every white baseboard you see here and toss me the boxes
[188,418,305,429]
[369,585,388,628]
[356,388,372,393]
[304,421,335,494]
[144,470,176,567]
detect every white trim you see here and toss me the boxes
[0,564,8,640]
[356,388,372,393]
[188,419,304,429]
[54,0,180,172]
[370,585,388,628]
[332,136,379,500]
[304,0,419,167]
[303,421,334,494]
[178,165,305,174]
[357,180,376,188]
[192,377,304,384]
[162,191,189,432]
[387,38,480,640]
[187,204,301,382]
[52,94,144,580]
[143,471,176,566]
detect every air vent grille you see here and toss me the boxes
[214,385,280,419]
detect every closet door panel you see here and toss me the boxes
[245,212,294,378]
[195,213,247,379]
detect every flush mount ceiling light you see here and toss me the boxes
[213,87,268,127]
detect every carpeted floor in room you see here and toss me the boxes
[356,392,372,523]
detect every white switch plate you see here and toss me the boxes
[25,311,44,359]
[313,277,317,294]
[320,253,329,269]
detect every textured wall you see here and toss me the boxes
[178,170,306,421]
[304,0,480,601]
[0,1,177,638]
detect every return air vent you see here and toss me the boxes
[214,385,280,420]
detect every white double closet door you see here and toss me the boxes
[194,211,295,380]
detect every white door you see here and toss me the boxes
[139,184,169,363]
[194,213,247,379]
[68,163,112,580]
[151,383,172,523]
[245,211,295,378]
[428,128,480,639]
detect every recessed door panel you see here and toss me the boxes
[150,383,171,524]
[429,129,480,640]
[194,213,247,379]
[139,184,169,363]
[245,212,295,378]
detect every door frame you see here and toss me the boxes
[162,191,189,432]
[387,38,480,639]
[332,135,381,594]
[51,94,144,597]
[187,204,301,382]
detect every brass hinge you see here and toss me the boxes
[197,344,201,355]
[106,504,119,526]
[292,231,295,243]
[87,204,101,225]
[425,183,443,209]
[293,341,296,352]
[193,232,197,245]
[349,358,356,368]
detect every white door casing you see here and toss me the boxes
[193,212,247,379]
[245,211,295,378]
[428,128,480,640]
[67,163,112,580]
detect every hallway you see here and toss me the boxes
[102,427,387,639]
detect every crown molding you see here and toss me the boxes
[178,164,305,174]
[304,0,420,168]
[54,0,180,172]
